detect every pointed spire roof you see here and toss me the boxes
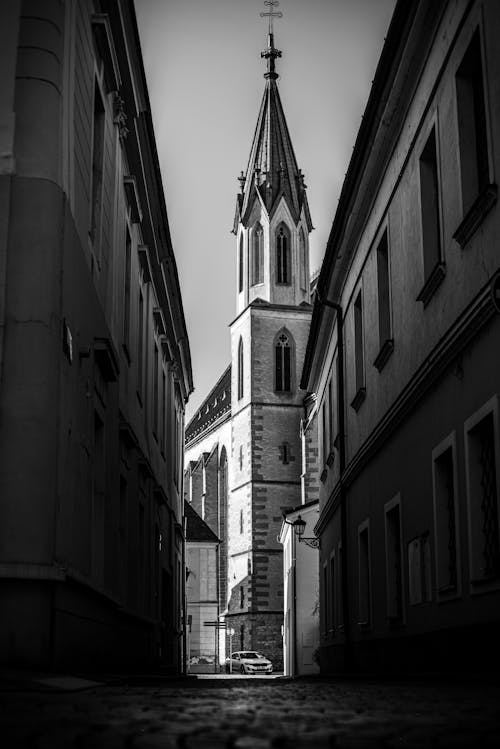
[233,30,313,233]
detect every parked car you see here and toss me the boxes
[225,651,273,674]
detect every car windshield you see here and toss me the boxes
[239,652,261,659]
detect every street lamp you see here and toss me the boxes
[227,627,235,673]
[286,514,320,549]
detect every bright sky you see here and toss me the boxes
[135,0,397,422]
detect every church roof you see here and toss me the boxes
[184,501,219,544]
[233,33,313,232]
[185,364,231,446]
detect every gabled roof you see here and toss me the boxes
[185,365,231,446]
[233,34,313,233]
[184,501,219,544]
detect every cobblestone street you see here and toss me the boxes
[1,673,500,748]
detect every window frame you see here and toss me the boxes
[276,222,291,285]
[432,432,461,602]
[464,395,500,594]
[250,222,264,286]
[384,494,405,624]
[357,519,372,630]
[274,329,293,393]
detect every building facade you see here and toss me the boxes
[0,0,192,671]
[185,29,313,669]
[185,501,220,673]
[279,500,319,677]
[301,0,500,672]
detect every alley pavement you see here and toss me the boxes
[1,671,499,748]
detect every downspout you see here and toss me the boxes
[292,526,298,677]
[316,293,351,672]
[182,514,187,676]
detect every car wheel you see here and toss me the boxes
[240,664,246,674]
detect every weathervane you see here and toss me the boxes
[259,0,283,36]
[260,1,282,79]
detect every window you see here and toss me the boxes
[161,371,166,454]
[374,228,394,370]
[465,397,500,588]
[237,337,244,400]
[239,445,243,471]
[299,227,306,291]
[240,585,245,609]
[123,227,132,355]
[385,497,404,621]
[239,234,244,293]
[276,223,290,284]
[137,290,144,399]
[419,127,442,285]
[90,80,105,252]
[432,435,460,598]
[153,344,159,436]
[275,331,291,391]
[328,378,335,454]
[358,521,371,628]
[251,223,263,285]
[92,411,105,583]
[337,542,344,630]
[321,399,328,466]
[351,290,365,410]
[138,503,145,610]
[408,534,432,605]
[456,30,490,216]
[279,441,291,464]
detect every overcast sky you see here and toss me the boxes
[135,0,396,422]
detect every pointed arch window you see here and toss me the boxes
[238,337,244,400]
[276,223,291,285]
[275,331,292,392]
[251,222,263,286]
[299,227,307,291]
[238,234,244,293]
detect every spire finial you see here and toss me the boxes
[260,1,282,79]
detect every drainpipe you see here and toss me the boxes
[182,514,188,676]
[315,293,351,672]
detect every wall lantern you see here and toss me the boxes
[286,514,320,549]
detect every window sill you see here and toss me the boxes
[373,338,394,372]
[416,261,446,307]
[350,387,366,412]
[453,183,497,248]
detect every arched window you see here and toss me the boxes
[299,227,306,291]
[251,222,263,286]
[238,234,244,293]
[276,223,290,284]
[238,337,244,399]
[275,331,292,391]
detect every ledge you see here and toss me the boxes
[350,386,366,412]
[416,261,446,307]
[373,338,394,372]
[453,183,497,248]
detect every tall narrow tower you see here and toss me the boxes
[226,11,313,667]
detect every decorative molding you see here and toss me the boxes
[113,92,129,140]
[453,183,497,248]
[373,338,394,372]
[416,261,446,307]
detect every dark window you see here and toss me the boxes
[123,227,131,353]
[90,81,105,250]
[137,290,144,398]
[385,502,403,620]
[238,338,244,400]
[240,508,244,534]
[276,224,290,284]
[376,230,391,345]
[358,525,371,627]
[275,332,291,391]
[299,227,307,291]
[419,128,441,280]
[354,291,364,393]
[251,223,263,285]
[153,344,159,436]
[433,445,458,593]
[456,30,489,214]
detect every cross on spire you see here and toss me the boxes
[260,1,282,79]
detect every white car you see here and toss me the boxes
[225,650,273,674]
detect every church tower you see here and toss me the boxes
[226,19,313,667]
